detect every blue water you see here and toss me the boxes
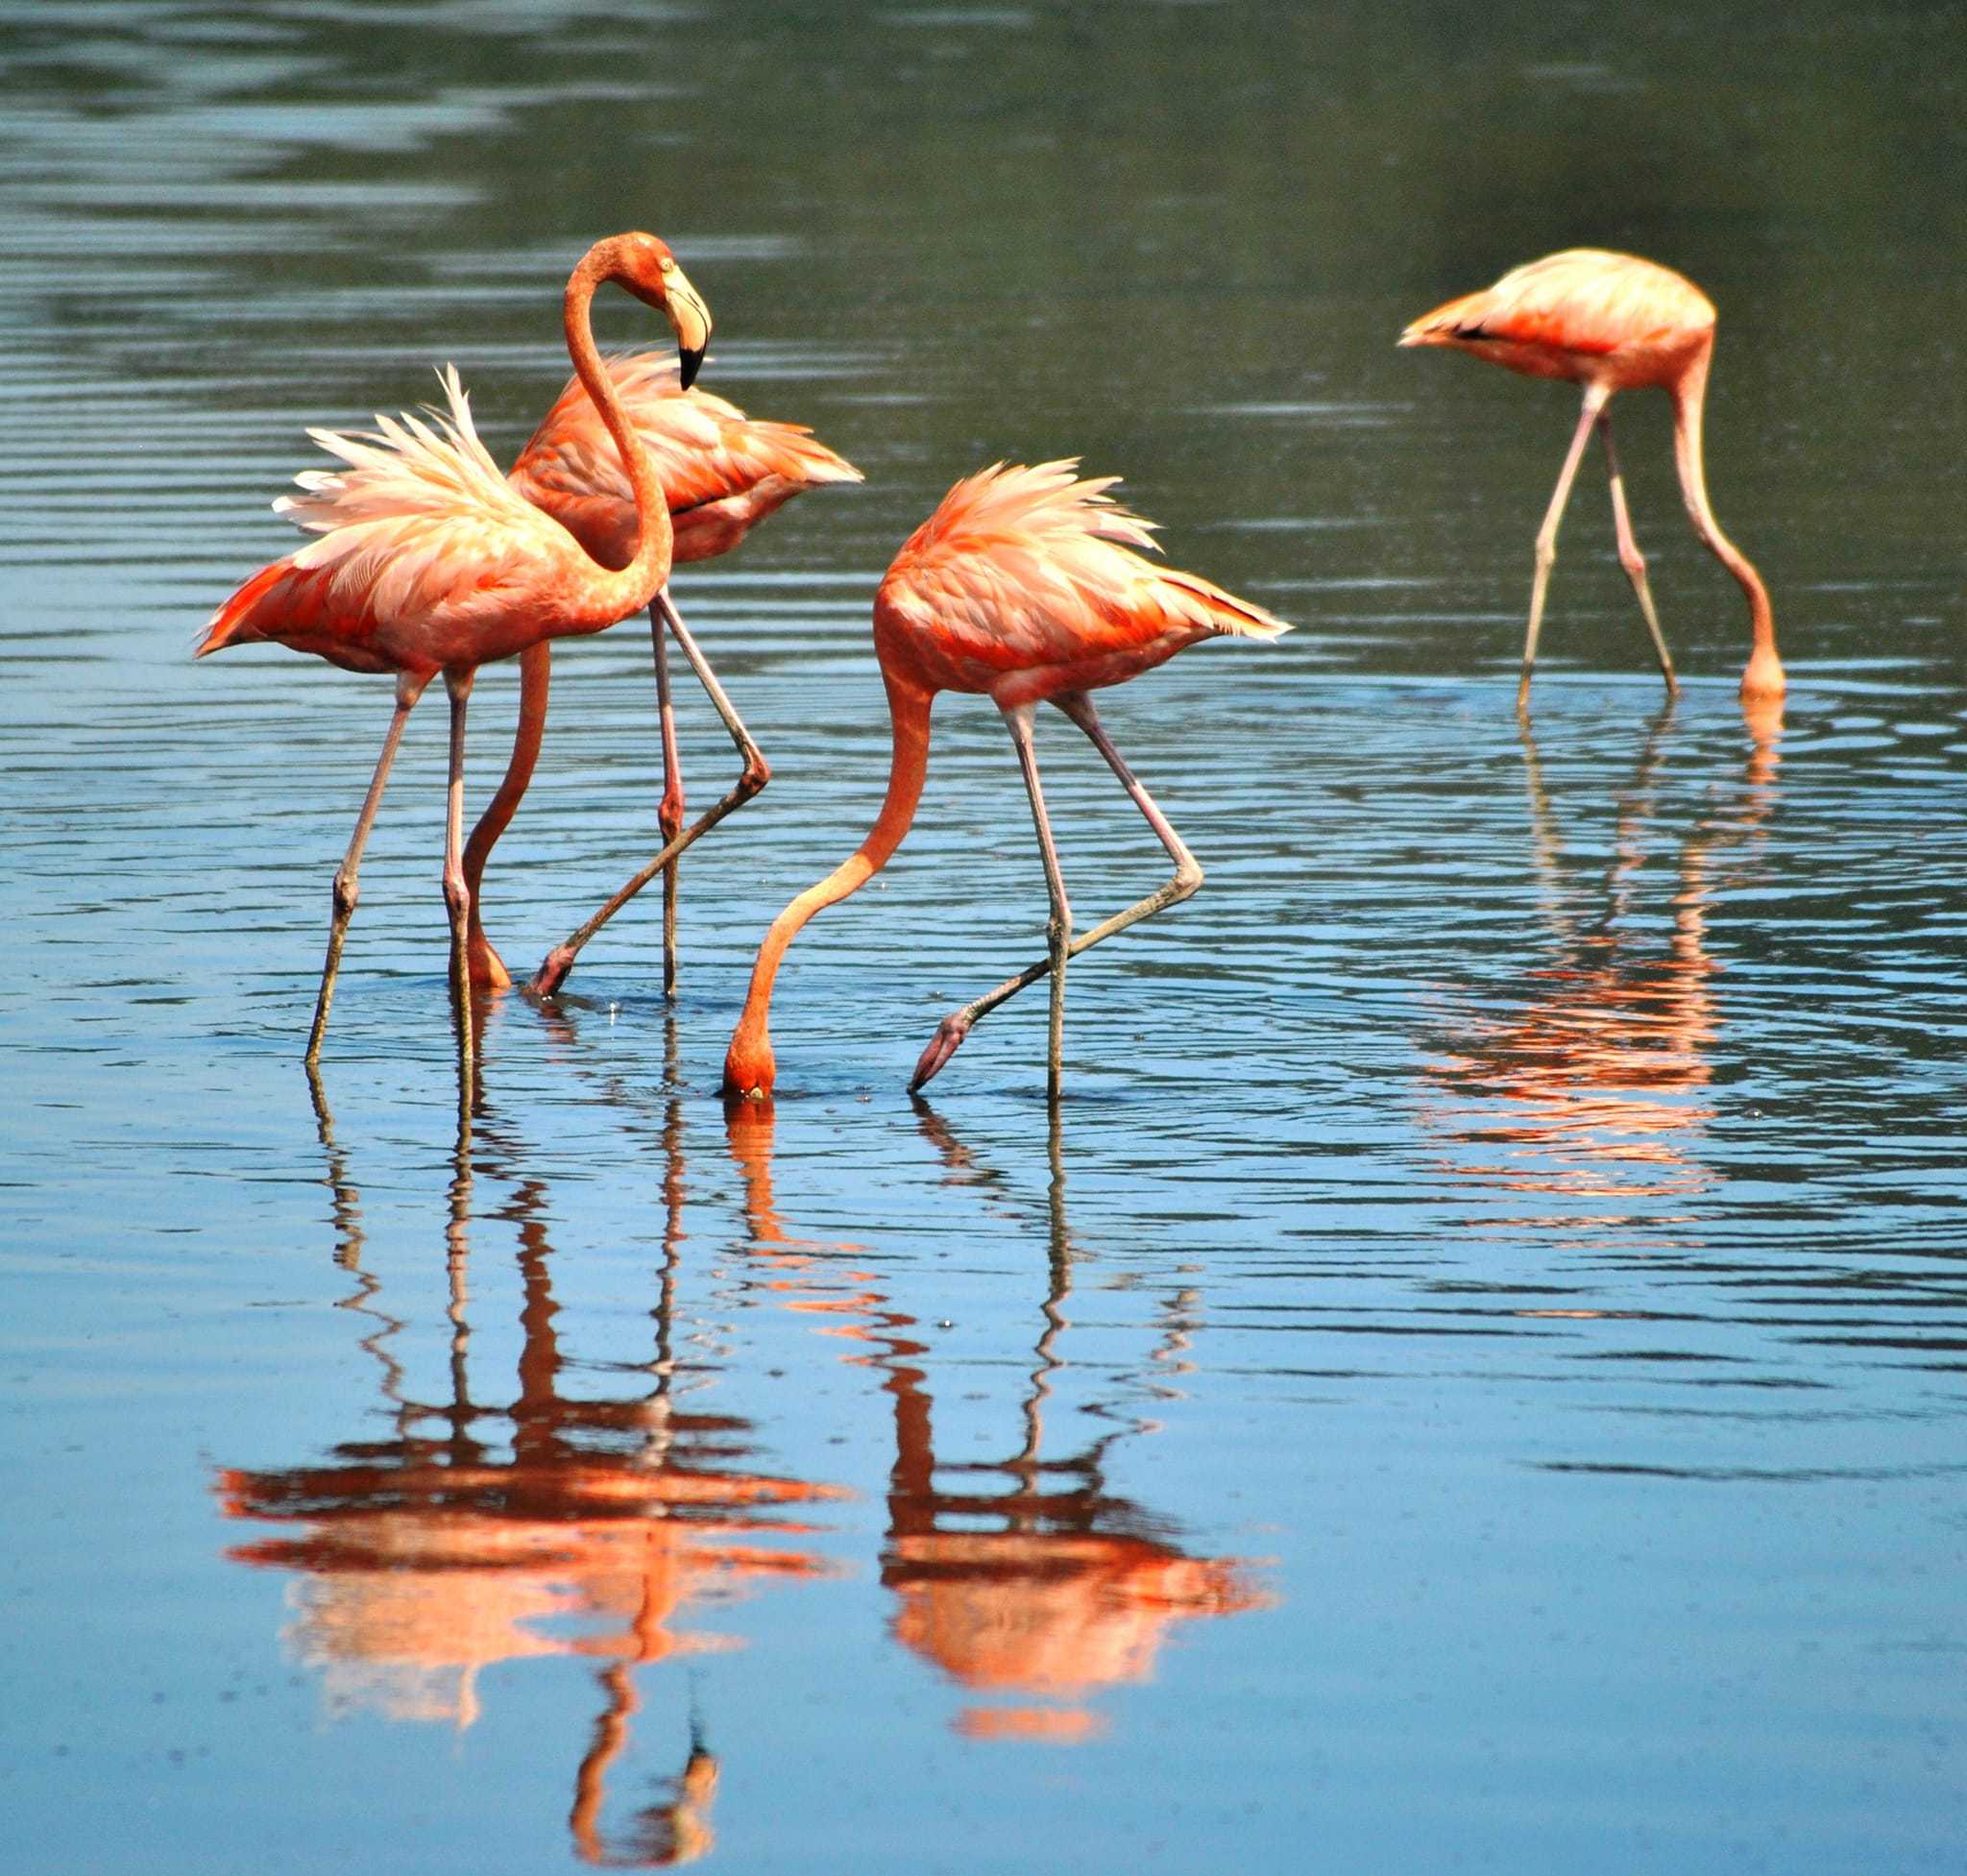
[4,3,1966,1870]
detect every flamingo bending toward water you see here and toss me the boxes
[196,232,712,1079]
[465,358,862,999]
[1399,249,1782,706]
[720,461,1289,1104]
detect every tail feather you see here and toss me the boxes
[1164,571,1291,642]
[756,421,864,487]
[1398,289,1490,348]
[195,558,291,657]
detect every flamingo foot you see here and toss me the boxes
[910,1012,974,1091]
[527,944,575,998]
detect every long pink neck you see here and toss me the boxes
[723,673,935,1096]
[558,247,675,625]
[1672,343,1783,695]
[461,639,551,986]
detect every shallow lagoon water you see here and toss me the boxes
[4,3,1967,1870]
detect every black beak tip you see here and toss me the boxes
[678,346,705,391]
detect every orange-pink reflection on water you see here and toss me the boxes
[730,1102,1273,1743]
[1420,697,1780,1224]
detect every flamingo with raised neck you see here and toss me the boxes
[197,232,712,1079]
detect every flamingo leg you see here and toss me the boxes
[1518,383,1611,711]
[1004,701,1074,1100]
[1597,413,1678,695]
[911,694,1201,1094]
[442,669,477,1087]
[306,670,430,1066]
[530,593,770,997]
[651,592,686,1000]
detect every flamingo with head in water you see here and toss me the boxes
[1400,248,1782,706]
[720,460,1289,1105]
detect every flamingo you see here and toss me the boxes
[719,461,1289,1105]
[463,359,862,1000]
[1399,249,1783,706]
[196,232,712,1080]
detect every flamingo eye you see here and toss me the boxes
[659,256,676,276]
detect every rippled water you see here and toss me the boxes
[5,3,1967,1870]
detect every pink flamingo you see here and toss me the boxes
[196,233,712,1078]
[465,358,862,999]
[1400,249,1783,706]
[720,461,1289,1104]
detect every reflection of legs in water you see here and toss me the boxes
[571,1672,718,1867]
[888,1096,1270,1737]
[1427,693,1785,1212]
[1516,694,1680,954]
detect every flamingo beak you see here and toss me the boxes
[666,264,712,389]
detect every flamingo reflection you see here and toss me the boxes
[223,1068,846,1864]
[1421,696,1782,1217]
[727,1101,1271,1742]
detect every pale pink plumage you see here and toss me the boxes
[195,231,707,1070]
[1401,248,1715,380]
[198,366,655,675]
[875,460,1286,707]
[460,353,862,996]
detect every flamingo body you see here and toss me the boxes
[722,461,1287,1103]
[874,462,1283,709]
[198,371,641,677]
[1402,249,1713,389]
[510,353,861,571]
[1400,248,1782,701]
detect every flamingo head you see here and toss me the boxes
[721,1029,777,1106]
[607,231,713,388]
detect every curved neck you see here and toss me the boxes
[1671,344,1781,687]
[724,674,934,1093]
[561,252,674,623]
[462,639,551,976]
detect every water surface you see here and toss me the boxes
[4,3,1966,1870]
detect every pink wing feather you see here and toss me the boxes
[508,353,862,567]
[197,366,631,674]
[1401,249,1715,356]
[875,461,1287,703]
